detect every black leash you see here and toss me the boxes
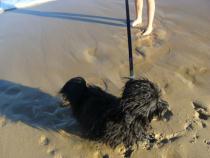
[125,0,135,79]
[123,2,135,158]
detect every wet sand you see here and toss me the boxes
[0,0,210,157]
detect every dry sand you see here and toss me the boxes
[0,0,210,157]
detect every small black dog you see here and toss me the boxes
[60,77,171,156]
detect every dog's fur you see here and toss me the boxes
[60,77,171,150]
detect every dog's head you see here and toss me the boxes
[121,79,172,122]
[60,77,87,105]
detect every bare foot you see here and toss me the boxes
[132,18,142,27]
[142,26,153,36]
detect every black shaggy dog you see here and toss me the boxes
[60,77,171,156]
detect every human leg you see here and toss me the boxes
[132,0,143,27]
[142,0,155,36]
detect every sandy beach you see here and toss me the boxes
[1,0,210,157]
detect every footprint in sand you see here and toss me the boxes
[135,46,147,59]
[189,133,199,144]
[135,28,168,47]
[184,120,194,131]
[184,118,207,131]
[176,66,208,88]
[134,28,169,61]
[203,139,210,150]
[154,29,168,46]
[183,100,209,141]
[134,29,153,60]
[135,39,155,61]
[39,135,49,146]
[153,131,185,149]
[47,146,57,155]
[47,145,63,158]
[134,131,184,150]
[204,140,210,145]
[161,82,173,95]
[38,135,64,158]
[192,101,210,121]
[185,121,195,132]
[83,47,97,63]
[83,47,108,63]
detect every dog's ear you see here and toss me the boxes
[60,77,87,105]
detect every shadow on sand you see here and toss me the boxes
[14,9,126,27]
[0,1,126,28]
[0,79,80,134]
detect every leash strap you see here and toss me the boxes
[125,0,134,79]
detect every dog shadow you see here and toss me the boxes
[0,79,81,133]
[0,79,118,139]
